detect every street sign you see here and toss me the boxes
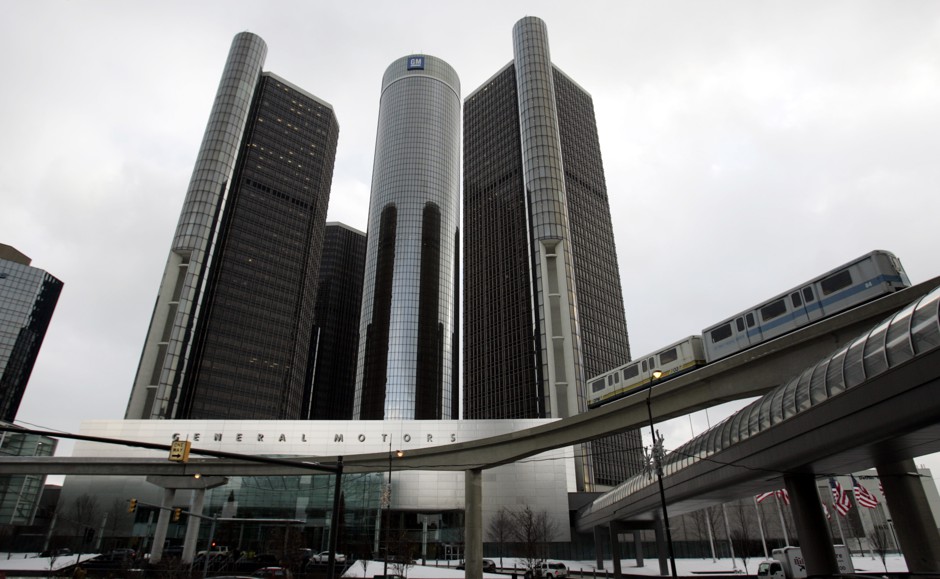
[169,440,191,462]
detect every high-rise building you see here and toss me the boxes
[0,244,63,423]
[463,17,641,489]
[125,33,340,420]
[308,223,367,420]
[353,55,460,421]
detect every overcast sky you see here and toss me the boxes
[3,1,939,484]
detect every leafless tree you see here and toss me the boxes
[729,501,756,572]
[868,524,892,572]
[487,508,513,567]
[508,505,558,575]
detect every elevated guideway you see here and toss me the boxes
[1,276,937,477]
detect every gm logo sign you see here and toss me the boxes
[407,56,425,70]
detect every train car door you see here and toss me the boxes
[733,315,754,351]
[789,290,811,326]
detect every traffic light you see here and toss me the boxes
[172,507,182,522]
[128,499,137,513]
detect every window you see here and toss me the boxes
[746,313,755,327]
[591,379,605,393]
[802,287,815,303]
[736,318,745,332]
[791,292,802,308]
[711,324,732,343]
[623,364,639,380]
[821,270,853,295]
[760,299,787,322]
[659,348,678,365]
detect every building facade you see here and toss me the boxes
[125,33,340,420]
[353,56,460,421]
[463,17,641,489]
[308,223,367,420]
[0,244,63,423]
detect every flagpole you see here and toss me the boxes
[722,503,737,570]
[754,496,769,558]
[706,509,717,562]
[774,492,789,546]
[831,495,847,547]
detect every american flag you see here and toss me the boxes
[776,489,790,505]
[756,491,774,503]
[822,502,831,520]
[853,476,879,509]
[830,478,852,516]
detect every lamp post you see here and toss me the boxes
[383,440,404,578]
[646,369,678,578]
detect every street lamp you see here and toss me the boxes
[383,441,404,578]
[646,369,678,578]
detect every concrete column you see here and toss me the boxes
[654,519,668,576]
[149,488,176,564]
[465,469,483,579]
[594,526,606,570]
[877,458,940,572]
[609,522,622,578]
[784,473,837,576]
[634,531,644,567]
[182,488,206,564]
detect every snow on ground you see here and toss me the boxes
[0,553,102,571]
[342,555,910,577]
[0,553,911,576]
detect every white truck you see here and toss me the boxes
[757,546,854,579]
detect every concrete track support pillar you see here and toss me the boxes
[609,522,622,578]
[594,526,606,570]
[784,473,837,576]
[148,488,176,564]
[654,519,668,576]
[877,458,940,573]
[465,468,483,579]
[182,488,206,564]
[635,530,644,567]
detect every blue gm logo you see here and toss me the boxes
[407,56,425,70]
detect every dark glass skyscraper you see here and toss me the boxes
[353,55,460,421]
[464,17,641,489]
[0,244,63,423]
[308,223,367,420]
[125,33,339,420]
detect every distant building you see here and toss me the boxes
[308,223,367,420]
[463,17,641,490]
[0,244,63,422]
[124,33,340,420]
[353,55,460,420]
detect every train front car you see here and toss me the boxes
[702,250,911,363]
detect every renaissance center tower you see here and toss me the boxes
[353,55,460,420]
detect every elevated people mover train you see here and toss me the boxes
[587,250,910,409]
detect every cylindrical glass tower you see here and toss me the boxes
[354,55,461,420]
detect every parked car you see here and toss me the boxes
[310,551,347,564]
[457,559,497,572]
[252,567,293,579]
[525,561,568,578]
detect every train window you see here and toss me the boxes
[802,287,815,302]
[641,360,647,373]
[746,313,755,327]
[608,375,615,386]
[591,379,605,393]
[736,318,744,332]
[660,348,678,364]
[614,373,620,384]
[760,299,787,322]
[791,292,802,308]
[710,323,732,343]
[623,365,639,380]
[821,270,853,295]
